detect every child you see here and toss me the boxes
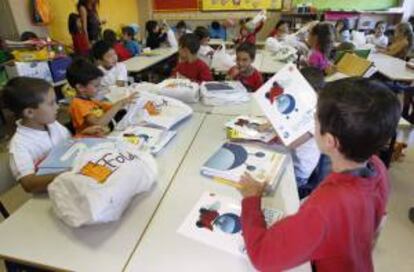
[378,22,413,59]
[307,23,336,75]
[68,13,89,56]
[3,77,106,193]
[335,18,351,43]
[20,31,38,41]
[171,33,213,83]
[238,78,400,271]
[122,26,141,56]
[234,17,264,45]
[103,29,132,61]
[194,26,214,67]
[92,40,128,89]
[66,58,134,134]
[209,21,226,40]
[366,21,389,48]
[228,42,263,92]
[145,20,167,50]
[175,20,191,41]
[268,20,290,40]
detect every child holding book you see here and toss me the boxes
[92,41,128,89]
[366,21,389,48]
[171,33,213,83]
[145,20,167,50]
[268,20,290,40]
[238,78,400,271]
[122,26,141,56]
[228,42,263,92]
[307,23,336,75]
[377,22,413,59]
[234,17,264,45]
[194,26,214,67]
[66,58,135,135]
[3,77,106,193]
[68,13,89,56]
[103,29,132,61]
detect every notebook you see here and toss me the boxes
[336,53,373,77]
[177,192,283,257]
[200,142,286,190]
[335,49,371,63]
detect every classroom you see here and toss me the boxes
[0,0,414,271]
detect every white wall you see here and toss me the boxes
[7,0,48,38]
[403,0,414,21]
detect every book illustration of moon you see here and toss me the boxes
[276,94,296,114]
[196,206,241,234]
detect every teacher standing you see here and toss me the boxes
[77,0,105,45]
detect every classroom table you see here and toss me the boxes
[123,48,178,73]
[123,114,310,272]
[369,53,414,82]
[209,39,265,49]
[0,113,205,272]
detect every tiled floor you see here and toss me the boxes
[1,131,413,272]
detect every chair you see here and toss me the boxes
[0,152,17,219]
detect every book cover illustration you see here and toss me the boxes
[177,192,283,257]
[200,142,286,189]
[253,64,317,146]
[225,115,278,143]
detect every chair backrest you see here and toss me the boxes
[0,152,16,196]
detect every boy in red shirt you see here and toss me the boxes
[172,33,213,83]
[228,42,263,92]
[238,78,401,272]
[234,18,264,45]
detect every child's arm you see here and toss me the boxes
[383,40,408,57]
[19,173,61,193]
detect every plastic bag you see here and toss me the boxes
[211,42,236,71]
[352,31,366,48]
[157,78,200,103]
[166,28,178,48]
[48,140,157,227]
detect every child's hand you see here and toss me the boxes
[229,67,240,79]
[238,172,267,198]
[81,125,110,136]
[116,93,138,108]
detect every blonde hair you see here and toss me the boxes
[396,22,413,49]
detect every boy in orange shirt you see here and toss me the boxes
[66,58,135,135]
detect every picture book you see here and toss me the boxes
[253,63,317,146]
[336,52,373,77]
[200,142,286,190]
[36,138,115,175]
[109,126,177,155]
[225,115,278,144]
[177,192,283,257]
[334,49,371,63]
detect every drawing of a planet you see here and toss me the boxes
[214,213,241,234]
[276,94,296,114]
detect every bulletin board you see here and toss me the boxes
[202,0,283,11]
[291,0,399,11]
[153,0,199,12]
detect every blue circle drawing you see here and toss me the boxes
[246,165,256,171]
[214,213,241,234]
[204,143,248,170]
[276,94,296,115]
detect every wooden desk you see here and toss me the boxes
[0,113,205,272]
[124,114,310,272]
[123,48,178,73]
[369,53,414,82]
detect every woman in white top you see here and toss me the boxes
[366,21,389,48]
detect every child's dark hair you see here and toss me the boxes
[300,67,325,92]
[375,21,386,29]
[317,78,401,162]
[335,18,350,33]
[236,42,256,60]
[122,26,135,39]
[146,20,158,34]
[66,58,103,88]
[20,31,38,41]
[179,33,200,54]
[91,40,112,60]
[211,21,221,30]
[194,26,209,41]
[2,77,51,116]
[103,29,117,46]
[310,23,334,56]
[176,20,187,30]
[68,13,81,35]
[336,41,355,51]
[275,20,288,30]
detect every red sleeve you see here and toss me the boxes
[171,64,179,78]
[198,61,213,82]
[268,29,277,38]
[251,70,263,92]
[241,196,327,271]
[254,21,265,34]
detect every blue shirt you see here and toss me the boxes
[208,26,226,40]
[124,40,140,56]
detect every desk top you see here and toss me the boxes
[0,113,205,272]
[370,53,414,82]
[124,114,310,272]
[123,48,178,73]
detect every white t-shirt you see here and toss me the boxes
[99,63,128,90]
[366,34,388,48]
[197,45,214,67]
[8,120,71,180]
[292,132,321,180]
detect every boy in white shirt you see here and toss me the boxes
[3,77,105,193]
[366,21,389,48]
[92,41,128,91]
[194,26,214,67]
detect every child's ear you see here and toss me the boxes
[76,84,86,93]
[22,108,35,119]
[325,132,340,150]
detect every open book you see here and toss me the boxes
[200,142,287,191]
[336,52,374,77]
[177,192,283,257]
[225,115,278,144]
[253,64,317,146]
